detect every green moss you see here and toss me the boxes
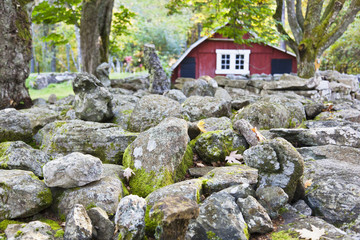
[243,223,250,239]
[174,144,194,182]
[121,181,129,196]
[0,220,23,232]
[206,231,222,240]
[39,219,61,231]
[37,188,53,206]
[86,203,97,210]
[271,230,299,240]
[54,230,64,238]
[144,205,158,236]
[15,230,23,238]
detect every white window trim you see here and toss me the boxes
[215,49,251,75]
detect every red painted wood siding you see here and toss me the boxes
[171,37,297,82]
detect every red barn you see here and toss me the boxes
[171,32,297,82]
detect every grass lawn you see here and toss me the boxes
[25,71,148,100]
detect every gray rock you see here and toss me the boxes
[30,72,76,90]
[297,145,360,165]
[244,138,304,201]
[215,87,233,102]
[275,216,353,240]
[33,98,47,106]
[110,75,149,91]
[0,108,32,143]
[146,179,203,209]
[188,167,215,178]
[305,102,324,119]
[219,184,255,200]
[0,141,50,177]
[87,207,114,240]
[111,94,139,129]
[102,164,125,179]
[185,192,249,240]
[64,204,92,240]
[55,176,124,218]
[270,127,360,148]
[233,119,259,146]
[188,117,232,139]
[35,120,137,164]
[182,77,218,97]
[114,195,146,240]
[263,74,320,90]
[0,170,52,220]
[193,129,248,163]
[292,200,312,216]
[48,94,57,104]
[304,158,360,227]
[149,196,199,240]
[5,221,55,240]
[43,152,103,188]
[123,117,192,197]
[128,94,181,132]
[316,108,360,123]
[256,186,289,219]
[202,165,258,195]
[163,89,187,103]
[182,96,231,122]
[73,73,113,122]
[237,196,273,234]
[95,62,111,87]
[20,106,59,133]
[144,44,170,94]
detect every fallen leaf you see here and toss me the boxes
[225,151,243,164]
[295,225,325,240]
[251,127,266,142]
[197,120,207,133]
[304,179,313,189]
[123,167,135,181]
[195,162,205,168]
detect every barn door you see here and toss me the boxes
[271,59,292,74]
[180,57,196,78]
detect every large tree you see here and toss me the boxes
[274,0,360,78]
[0,0,33,109]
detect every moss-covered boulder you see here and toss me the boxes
[111,94,139,129]
[0,141,50,177]
[127,94,182,132]
[0,170,52,221]
[182,96,231,122]
[193,129,248,164]
[233,94,306,129]
[20,106,59,134]
[244,138,304,202]
[0,109,32,143]
[53,176,125,219]
[34,120,138,164]
[123,117,193,198]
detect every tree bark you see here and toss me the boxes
[0,0,33,109]
[80,0,114,74]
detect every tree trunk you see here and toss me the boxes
[297,39,318,79]
[0,0,33,109]
[80,0,114,74]
[51,44,56,72]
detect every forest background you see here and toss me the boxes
[30,0,360,77]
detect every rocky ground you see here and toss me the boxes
[0,70,359,240]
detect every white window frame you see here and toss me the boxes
[215,49,251,75]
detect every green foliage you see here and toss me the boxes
[32,0,82,26]
[321,17,360,74]
[0,220,23,232]
[167,0,278,45]
[112,5,136,39]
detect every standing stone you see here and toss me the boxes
[64,204,92,240]
[114,195,146,240]
[95,62,111,87]
[0,0,33,109]
[72,73,113,122]
[144,44,170,94]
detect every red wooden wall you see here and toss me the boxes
[171,35,297,82]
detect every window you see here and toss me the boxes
[216,49,251,75]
